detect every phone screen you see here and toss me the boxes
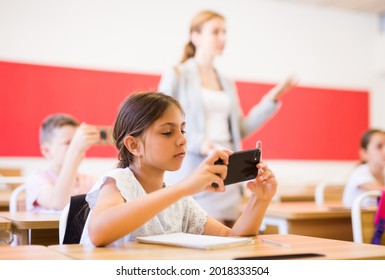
[215,148,261,186]
[98,126,113,145]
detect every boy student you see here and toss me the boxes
[25,113,103,211]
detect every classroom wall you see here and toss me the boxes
[0,61,369,160]
[1,0,384,186]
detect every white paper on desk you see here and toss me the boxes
[136,233,253,250]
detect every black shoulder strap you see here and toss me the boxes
[63,194,90,244]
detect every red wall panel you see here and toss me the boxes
[237,81,368,159]
[0,61,368,160]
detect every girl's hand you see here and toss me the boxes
[246,161,277,201]
[180,149,232,195]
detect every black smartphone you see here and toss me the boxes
[213,148,261,186]
[98,126,112,145]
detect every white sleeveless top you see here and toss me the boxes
[201,88,231,146]
[80,168,207,246]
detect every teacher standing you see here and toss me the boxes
[158,10,297,226]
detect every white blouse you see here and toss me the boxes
[342,164,382,207]
[80,167,207,246]
[201,88,231,146]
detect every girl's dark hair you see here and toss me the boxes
[180,10,225,63]
[113,92,184,168]
[360,129,384,150]
[359,128,385,164]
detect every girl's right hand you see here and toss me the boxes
[180,149,232,195]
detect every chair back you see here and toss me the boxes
[9,184,27,212]
[351,190,384,244]
[59,194,90,244]
[59,203,70,244]
[315,181,345,205]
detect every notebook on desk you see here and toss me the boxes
[136,233,254,250]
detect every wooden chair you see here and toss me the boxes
[7,184,27,245]
[9,184,27,213]
[314,180,345,205]
[351,190,385,244]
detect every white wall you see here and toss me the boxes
[0,0,383,187]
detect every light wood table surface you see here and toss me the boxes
[0,217,11,232]
[263,202,376,241]
[0,176,25,185]
[276,183,316,202]
[0,217,12,245]
[0,190,12,211]
[278,192,315,202]
[0,176,25,191]
[48,234,385,260]
[0,245,71,260]
[0,211,61,245]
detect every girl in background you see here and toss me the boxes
[343,129,385,207]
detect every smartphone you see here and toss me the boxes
[98,126,113,145]
[213,148,261,186]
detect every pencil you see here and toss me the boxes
[261,238,292,248]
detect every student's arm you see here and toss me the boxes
[88,179,190,246]
[88,150,232,246]
[203,161,277,237]
[358,182,385,191]
[37,123,100,210]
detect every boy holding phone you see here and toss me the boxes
[25,113,103,211]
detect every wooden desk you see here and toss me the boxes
[47,234,385,260]
[0,188,26,212]
[0,176,25,190]
[0,176,25,185]
[0,211,61,245]
[278,192,314,202]
[0,217,11,232]
[0,189,26,211]
[0,245,71,260]
[263,202,376,241]
[0,217,12,244]
[276,183,316,202]
[0,190,12,211]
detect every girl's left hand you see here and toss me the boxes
[246,161,277,201]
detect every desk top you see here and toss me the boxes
[278,192,315,202]
[48,234,385,260]
[0,211,60,230]
[276,183,316,202]
[0,245,71,260]
[0,217,11,231]
[0,190,12,208]
[266,201,375,220]
[0,176,25,185]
